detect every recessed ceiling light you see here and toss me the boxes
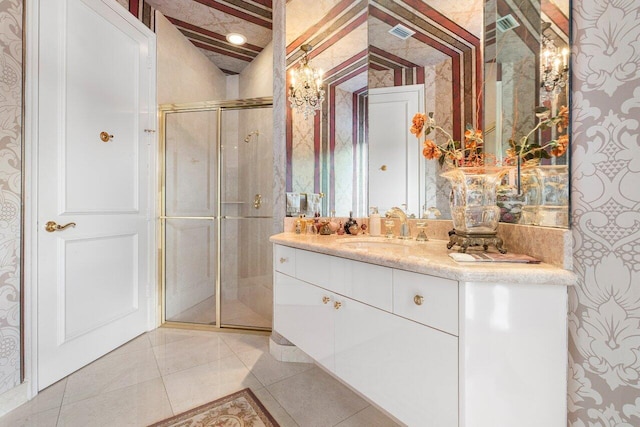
[226,33,247,45]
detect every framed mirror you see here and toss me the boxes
[285,0,570,228]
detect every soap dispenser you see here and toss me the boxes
[344,211,358,235]
[369,207,381,237]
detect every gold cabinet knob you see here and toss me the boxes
[100,131,114,142]
[334,301,342,310]
[414,295,424,306]
[45,221,76,233]
[322,296,330,304]
[279,257,288,264]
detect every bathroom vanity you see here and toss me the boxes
[270,233,574,427]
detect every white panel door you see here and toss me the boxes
[369,84,424,216]
[37,0,156,390]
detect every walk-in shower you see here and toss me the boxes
[159,98,273,331]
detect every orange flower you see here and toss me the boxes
[410,113,427,137]
[551,134,569,157]
[557,106,569,133]
[422,139,441,160]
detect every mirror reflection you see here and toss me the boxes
[285,0,570,229]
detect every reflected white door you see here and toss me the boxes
[36,0,156,389]
[368,84,424,216]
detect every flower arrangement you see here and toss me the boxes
[410,112,485,167]
[505,105,569,164]
[410,106,569,167]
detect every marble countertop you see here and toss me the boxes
[270,233,576,286]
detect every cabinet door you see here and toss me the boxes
[334,297,458,427]
[274,272,335,370]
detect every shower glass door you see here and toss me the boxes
[220,106,273,329]
[163,109,218,325]
[161,99,273,330]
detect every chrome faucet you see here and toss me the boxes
[385,206,411,239]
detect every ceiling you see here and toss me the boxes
[139,0,568,79]
[144,0,273,75]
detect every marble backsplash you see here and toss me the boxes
[281,217,571,270]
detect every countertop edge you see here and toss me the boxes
[270,233,576,286]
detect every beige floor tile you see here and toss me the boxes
[0,407,59,427]
[236,348,314,386]
[168,296,216,324]
[251,388,299,427]
[2,379,66,421]
[107,333,151,357]
[63,347,161,405]
[219,331,270,354]
[57,378,172,427]
[267,368,369,427]
[335,406,403,427]
[161,354,264,414]
[147,327,205,348]
[152,333,235,376]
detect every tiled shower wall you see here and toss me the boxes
[1,2,638,425]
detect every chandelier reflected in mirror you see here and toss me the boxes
[540,24,569,101]
[288,44,325,119]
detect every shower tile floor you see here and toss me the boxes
[1,328,401,427]
[168,297,271,329]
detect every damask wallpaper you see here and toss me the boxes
[0,0,639,424]
[568,1,640,425]
[0,0,22,394]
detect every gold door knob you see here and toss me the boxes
[322,296,330,304]
[45,221,76,233]
[334,301,342,310]
[414,295,424,306]
[100,131,114,142]
[279,257,288,264]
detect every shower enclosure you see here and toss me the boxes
[159,98,273,331]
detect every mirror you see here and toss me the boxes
[285,0,570,228]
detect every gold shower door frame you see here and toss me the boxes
[158,97,273,332]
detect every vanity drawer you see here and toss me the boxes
[392,269,458,336]
[274,245,296,276]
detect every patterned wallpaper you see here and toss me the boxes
[568,1,640,426]
[0,1,639,424]
[0,0,22,394]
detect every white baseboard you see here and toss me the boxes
[0,382,29,417]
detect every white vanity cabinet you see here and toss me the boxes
[273,242,569,427]
[274,245,458,426]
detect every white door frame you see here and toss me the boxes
[23,0,158,399]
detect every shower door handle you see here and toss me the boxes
[253,194,262,209]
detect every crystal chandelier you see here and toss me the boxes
[288,44,325,119]
[540,32,569,100]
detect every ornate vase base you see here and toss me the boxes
[447,231,507,254]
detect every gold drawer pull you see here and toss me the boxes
[414,295,424,306]
[322,296,330,304]
[100,131,114,142]
[334,301,342,310]
[279,257,288,264]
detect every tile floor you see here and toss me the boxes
[0,328,401,427]
[168,297,271,329]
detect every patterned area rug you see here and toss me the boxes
[148,388,280,427]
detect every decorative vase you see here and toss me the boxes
[535,165,569,227]
[441,166,510,252]
[496,184,525,223]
